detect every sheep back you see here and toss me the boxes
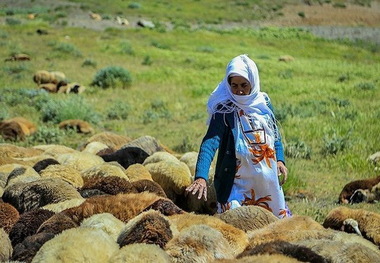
[125,163,153,181]
[109,243,171,263]
[80,213,125,242]
[0,228,12,262]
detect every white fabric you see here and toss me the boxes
[217,110,288,218]
[207,54,272,118]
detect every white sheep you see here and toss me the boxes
[109,243,171,263]
[81,162,129,181]
[57,152,104,172]
[215,205,279,232]
[41,198,85,213]
[31,228,119,263]
[143,151,180,166]
[40,164,84,188]
[125,163,153,182]
[32,144,78,159]
[0,227,12,262]
[145,160,192,204]
[80,213,125,242]
[165,224,234,262]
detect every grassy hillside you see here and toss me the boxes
[0,0,379,222]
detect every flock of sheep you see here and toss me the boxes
[0,131,380,263]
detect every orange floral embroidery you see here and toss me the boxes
[220,202,232,213]
[242,189,273,212]
[249,144,275,168]
[278,209,287,219]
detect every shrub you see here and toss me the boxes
[297,12,305,18]
[120,41,135,55]
[82,58,97,68]
[142,100,171,124]
[5,18,21,25]
[128,2,141,9]
[285,140,311,159]
[173,135,197,153]
[91,66,132,89]
[322,131,350,155]
[151,40,170,50]
[52,42,82,57]
[142,55,152,65]
[40,96,101,124]
[106,102,130,120]
[28,125,66,144]
[354,82,375,91]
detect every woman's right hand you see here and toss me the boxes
[185,178,208,201]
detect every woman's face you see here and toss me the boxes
[230,76,251,95]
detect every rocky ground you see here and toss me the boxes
[1,0,380,43]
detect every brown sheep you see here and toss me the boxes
[0,120,29,141]
[9,208,55,247]
[0,144,42,159]
[338,175,380,204]
[131,179,167,197]
[58,192,183,225]
[238,240,327,263]
[33,70,54,85]
[323,206,380,247]
[58,119,94,134]
[11,232,55,263]
[36,212,79,235]
[79,175,137,197]
[0,200,20,233]
[4,53,31,62]
[117,210,173,249]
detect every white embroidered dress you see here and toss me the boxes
[216,109,288,218]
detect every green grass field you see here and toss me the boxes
[1,0,379,222]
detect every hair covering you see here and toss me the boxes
[207,54,274,124]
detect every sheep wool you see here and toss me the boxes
[33,144,78,158]
[117,210,174,249]
[78,131,132,152]
[4,165,41,188]
[80,213,126,242]
[169,213,248,256]
[81,162,129,180]
[0,201,20,233]
[125,163,153,181]
[323,206,380,247]
[0,228,12,262]
[293,239,380,263]
[109,243,171,263]
[165,224,234,262]
[0,144,42,158]
[143,151,180,165]
[57,152,104,171]
[81,141,110,155]
[40,164,84,188]
[145,160,192,202]
[41,198,85,213]
[216,205,279,232]
[31,228,119,263]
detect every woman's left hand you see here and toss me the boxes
[277,161,288,185]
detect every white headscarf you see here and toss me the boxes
[207,54,274,124]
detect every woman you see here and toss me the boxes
[185,54,291,218]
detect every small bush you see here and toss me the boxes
[106,102,130,120]
[40,96,101,124]
[82,58,97,68]
[91,66,132,89]
[128,2,141,9]
[173,135,197,153]
[29,125,66,144]
[52,42,82,57]
[297,12,305,18]
[337,73,350,82]
[196,46,215,53]
[120,41,135,55]
[285,140,311,159]
[142,100,171,124]
[354,82,375,91]
[322,131,350,155]
[5,18,21,25]
[151,40,170,50]
[142,55,152,65]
